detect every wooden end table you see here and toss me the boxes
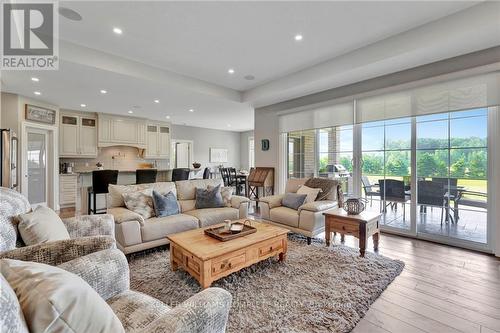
[323,209,381,257]
[167,220,289,289]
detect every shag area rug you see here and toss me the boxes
[129,236,404,333]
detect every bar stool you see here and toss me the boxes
[88,170,119,215]
[172,168,190,181]
[136,169,157,184]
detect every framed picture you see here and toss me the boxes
[261,139,270,151]
[25,104,56,125]
[210,148,228,163]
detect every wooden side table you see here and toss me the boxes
[323,209,381,257]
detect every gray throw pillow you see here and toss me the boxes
[195,184,224,209]
[152,190,179,217]
[282,193,307,210]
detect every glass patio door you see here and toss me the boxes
[360,118,412,232]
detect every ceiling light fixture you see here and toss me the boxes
[113,27,123,35]
[100,89,107,94]
[244,75,255,81]
[294,34,303,41]
[58,7,82,21]
[166,115,171,119]
[128,110,133,114]
[188,109,194,112]
[154,99,160,103]
[31,77,39,82]
[228,68,235,74]
[80,104,87,107]
[34,91,41,95]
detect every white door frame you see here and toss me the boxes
[170,139,194,168]
[21,121,59,210]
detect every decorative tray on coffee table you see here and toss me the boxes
[204,221,257,241]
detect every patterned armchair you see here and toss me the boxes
[0,187,116,265]
[59,249,232,333]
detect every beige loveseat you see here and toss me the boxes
[107,179,250,254]
[260,178,339,244]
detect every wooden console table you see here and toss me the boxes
[323,209,381,257]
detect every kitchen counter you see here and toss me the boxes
[72,169,171,174]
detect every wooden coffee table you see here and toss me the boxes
[323,209,381,257]
[167,220,289,288]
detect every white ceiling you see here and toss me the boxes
[1,1,497,132]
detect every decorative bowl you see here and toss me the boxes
[192,162,201,169]
[343,198,365,215]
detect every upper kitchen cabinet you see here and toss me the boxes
[59,112,97,158]
[145,122,170,159]
[98,114,147,149]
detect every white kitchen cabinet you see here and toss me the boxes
[145,123,170,159]
[59,113,97,158]
[98,114,147,148]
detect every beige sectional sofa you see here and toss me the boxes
[259,178,339,244]
[107,179,250,254]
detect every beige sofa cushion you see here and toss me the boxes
[270,206,299,228]
[179,199,196,213]
[16,206,70,245]
[185,207,239,227]
[297,185,322,203]
[108,182,176,208]
[175,179,223,200]
[0,259,124,333]
[285,178,310,193]
[141,214,199,242]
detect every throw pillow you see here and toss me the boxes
[304,177,338,201]
[16,206,70,246]
[207,185,233,207]
[122,189,155,219]
[0,259,125,333]
[297,185,322,203]
[282,193,307,210]
[0,274,29,333]
[152,190,179,217]
[195,184,224,209]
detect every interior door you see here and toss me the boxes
[26,129,48,207]
[176,142,190,168]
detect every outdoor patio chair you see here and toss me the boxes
[417,180,448,224]
[362,176,380,206]
[379,179,410,220]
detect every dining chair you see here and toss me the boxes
[228,168,244,195]
[202,167,210,179]
[361,176,380,206]
[417,180,447,224]
[220,167,229,186]
[378,179,409,220]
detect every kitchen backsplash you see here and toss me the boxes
[60,146,170,172]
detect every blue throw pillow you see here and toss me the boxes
[152,190,179,217]
[282,193,307,210]
[195,184,224,209]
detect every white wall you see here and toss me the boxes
[239,130,254,170]
[171,124,241,169]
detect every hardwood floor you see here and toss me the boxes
[335,232,500,333]
[61,206,500,332]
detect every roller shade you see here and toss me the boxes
[279,102,353,132]
[356,72,499,123]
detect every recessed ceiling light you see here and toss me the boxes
[227,124,231,127]
[100,89,107,94]
[228,68,235,74]
[128,110,133,114]
[244,75,255,81]
[188,109,194,112]
[34,91,41,95]
[294,34,303,41]
[166,115,171,119]
[31,77,39,82]
[80,104,87,107]
[154,99,160,104]
[113,27,123,35]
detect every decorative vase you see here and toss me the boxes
[343,198,365,215]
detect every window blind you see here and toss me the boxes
[278,102,354,133]
[356,72,499,123]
